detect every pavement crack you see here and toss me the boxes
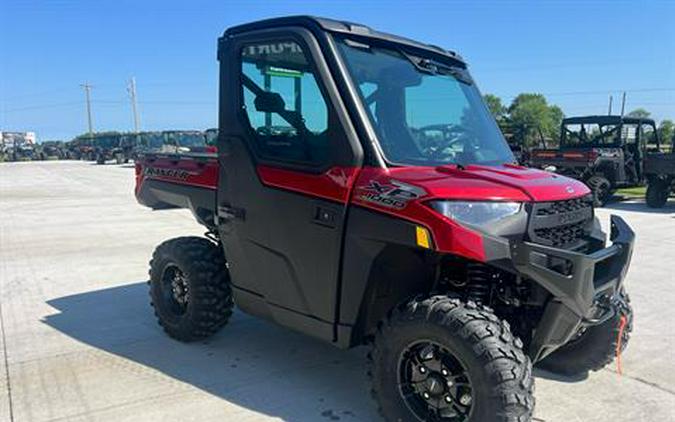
[624,375,675,396]
[605,368,675,396]
[0,300,15,422]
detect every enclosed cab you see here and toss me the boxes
[135,17,636,422]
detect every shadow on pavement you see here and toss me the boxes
[533,368,588,383]
[44,282,376,421]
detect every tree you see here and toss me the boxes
[626,108,651,118]
[658,119,674,147]
[483,94,506,121]
[507,93,564,147]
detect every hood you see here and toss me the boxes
[385,164,590,203]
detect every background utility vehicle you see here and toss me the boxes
[36,141,66,160]
[644,134,675,208]
[1,132,36,161]
[530,115,660,206]
[91,133,126,164]
[66,137,96,160]
[135,17,635,422]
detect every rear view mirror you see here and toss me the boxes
[255,92,286,113]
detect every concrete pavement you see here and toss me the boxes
[0,160,674,421]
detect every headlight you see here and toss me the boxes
[429,201,522,226]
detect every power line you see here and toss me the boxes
[1,102,82,112]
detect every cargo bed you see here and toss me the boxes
[135,152,218,228]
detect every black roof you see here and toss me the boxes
[563,115,656,125]
[223,15,465,65]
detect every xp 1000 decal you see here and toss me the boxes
[357,180,426,209]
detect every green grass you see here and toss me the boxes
[616,186,646,197]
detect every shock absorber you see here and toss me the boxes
[465,263,493,304]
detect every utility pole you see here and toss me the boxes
[127,77,141,133]
[621,92,627,116]
[608,95,613,115]
[80,83,94,139]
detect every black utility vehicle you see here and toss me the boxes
[37,141,66,160]
[531,115,660,206]
[644,134,675,208]
[136,17,636,422]
[92,133,126,164]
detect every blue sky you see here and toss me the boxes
[1,0,673,141]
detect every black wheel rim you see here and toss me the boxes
[398,341,474,421]
[160,263,190,316]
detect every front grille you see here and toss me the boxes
[529,196,593,249]
[534,220,588,248]
[536,196,592,216]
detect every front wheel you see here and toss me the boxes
[149,236,234,342]
[587,175,612,207]
[646,178,670,208]
[369,296,534,422]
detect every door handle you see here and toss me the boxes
[217,205,246,221]
[313,206,338,228]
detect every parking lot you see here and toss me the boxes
[0,160,674,422]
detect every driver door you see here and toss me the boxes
[216,29,362,341]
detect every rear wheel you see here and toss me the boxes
[149,236,233,342]
[96,154,105,164]
[115,153,124,164]
[587,175,612,207]
[646,178,670,208]
[369,296,534,422]
[538,292,632,376]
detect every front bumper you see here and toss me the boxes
[485,215,634,362]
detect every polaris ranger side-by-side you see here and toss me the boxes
[531,115,660,206]
[135,17,635,422]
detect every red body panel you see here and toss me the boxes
[256,165,359,203]
[135,155,590,262]
[134,154,218,197]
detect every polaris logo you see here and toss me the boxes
[566,186,575,194]
[359,180,426,209]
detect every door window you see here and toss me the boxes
[240,40,331,166]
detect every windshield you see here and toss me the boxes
[336,39,514,166]
[561,123,622,148]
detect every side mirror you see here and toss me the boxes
[254,92,285,113]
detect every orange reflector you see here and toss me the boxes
[416,226,431,249]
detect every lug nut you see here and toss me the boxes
[422,392,430,399]
[419,366,427,374]
[441,369,449,376]
[446,380,453,387]
[459,394,472,406]
[445,396,452,403]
